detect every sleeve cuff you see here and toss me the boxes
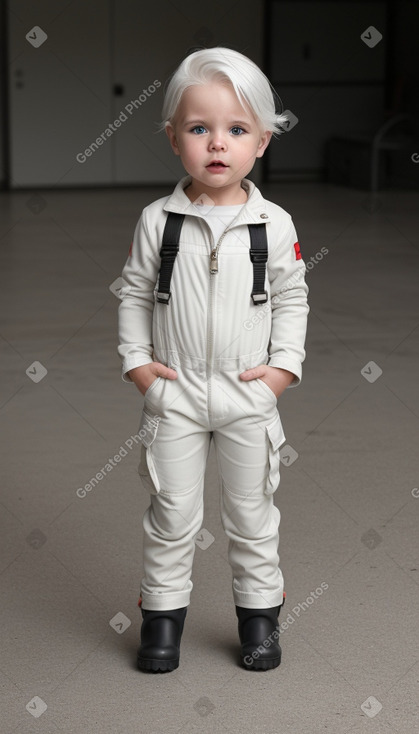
[121,358,154,383]
[267,358,302,387]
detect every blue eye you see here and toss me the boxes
[191,125,207,134]
[230,126,245,135]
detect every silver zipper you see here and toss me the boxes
[206,225,216,410]
[210,249,219,274]
[209,225,235,274]
[203,210,244,410]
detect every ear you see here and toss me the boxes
[255,131,272,158]
[165,123,181,156]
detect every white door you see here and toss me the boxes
[111,0,190,184]
[7,0,263,187]
[8,0,112,187]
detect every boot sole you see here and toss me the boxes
[241,655,281,671]
[137,656,179,673]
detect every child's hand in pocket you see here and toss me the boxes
[128,363,178,395]
[240,365,294,398]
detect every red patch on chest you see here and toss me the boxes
[294,242,302,260]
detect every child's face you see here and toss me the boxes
[166,81,272,203]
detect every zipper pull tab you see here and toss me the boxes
[210,249,218,274]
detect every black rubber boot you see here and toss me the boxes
[137,606,187,673]
[236,600,284,671]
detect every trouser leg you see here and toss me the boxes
[139,409,211,611]
[220,479,283,609]
[213,387,285,609]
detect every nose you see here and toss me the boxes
[208,131,227,151]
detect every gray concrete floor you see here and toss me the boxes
[1,182,418,733]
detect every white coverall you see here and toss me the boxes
[118,175,309,611]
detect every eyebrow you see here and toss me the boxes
[182,119,251,127]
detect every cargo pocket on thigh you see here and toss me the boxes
[137,410,161,495]
[265,413,286,495]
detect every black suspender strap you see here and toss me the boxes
[248,223,268,304]
[156,212,185,304]
[157,214,268,305]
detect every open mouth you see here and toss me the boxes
[206,160,229,172]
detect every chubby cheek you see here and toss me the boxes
[234,144,258,167]
[232,135,259,153]
[180,138,203,163]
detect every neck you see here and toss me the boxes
[184,180,248,206]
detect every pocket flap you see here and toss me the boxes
[138,410,160,448]
[266,414,286,452]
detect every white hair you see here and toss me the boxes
[160,47,287,135]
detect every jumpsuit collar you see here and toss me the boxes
[163,175,271,225]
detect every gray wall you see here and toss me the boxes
[1,0,418,188]
[1,0,264,188]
